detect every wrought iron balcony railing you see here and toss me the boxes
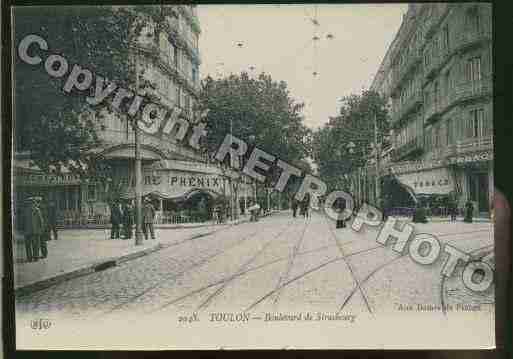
[392,91,423,125]
[392,136,423,161]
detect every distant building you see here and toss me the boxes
[351,3,493,216]
[14,5,253,226]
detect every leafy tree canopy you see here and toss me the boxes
[200,72,312,190]
[312,90,390,192]
[14,6,163,176]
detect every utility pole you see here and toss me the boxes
[374,111,380,206]
[134,57,143,245]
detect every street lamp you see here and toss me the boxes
[133,57,143,246]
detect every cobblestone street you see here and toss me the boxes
[16,211,494,320]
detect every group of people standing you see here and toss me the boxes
[109,197,156,240]
[22,196,58,262]
[291,193,311,219]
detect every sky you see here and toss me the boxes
[197,4,407,129]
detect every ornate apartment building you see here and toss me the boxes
[14,5,253,226]
[352,3,493,216]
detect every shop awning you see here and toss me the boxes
[119,187,221,201]
[396,167,455,196]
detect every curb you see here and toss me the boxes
[13,222,243,297]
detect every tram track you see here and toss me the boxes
[102,223,265,315]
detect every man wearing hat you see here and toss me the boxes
[142,197,156,240]
[110,199,123,239]
[23,196,46,262]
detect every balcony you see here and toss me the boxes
[423,77,492,125]
[392,91,423,125]
[392,137,424,161]
[423,100,442,124]
[447,77,493,106]
[453,30,492,54]
[390,50,422,95]
[455,136,493,155]
[423,46,451,81]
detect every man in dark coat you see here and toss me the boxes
[291,198,298,218]
[300,193,311,218]
[37,198,49,258]
[142,197,156,240]
[23,197,46,262]
[110,200,122,239]
[335,197,347,229]
[122,202,134,239]
[46,200,58,240]
[464,200,474,223]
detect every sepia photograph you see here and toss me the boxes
[10,3,498,350]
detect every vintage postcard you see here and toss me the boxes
[11,3,495,350]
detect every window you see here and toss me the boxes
[174,46,179,68]
[446,119,454,145]
[434,81,439,107]
[443,24,449,49]
[168,41,175,66]
[469,108,485,138]
[425,127,432,152]
[466,7,481,34]
[192,66,198,85]
[444,70,451,96]
[466,57,482,83]
[176,86,181,107]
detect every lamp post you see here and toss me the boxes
[373,111,381,206]
[134,57,143,245]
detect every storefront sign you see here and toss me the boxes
[15,172,81,186]
[143,173,226,191]
[446,151,493,165]
[388,151,493,175]
[397,167,455,195]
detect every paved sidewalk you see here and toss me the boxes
[13,216,249,296]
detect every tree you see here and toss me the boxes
[312,90,390,192]
[14,5,165,177]
[200,72,311,169]
[199,72,312,201]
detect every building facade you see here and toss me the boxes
[351,3,493,216]
[14,5,254,226]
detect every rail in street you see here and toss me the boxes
[16,211,494,320]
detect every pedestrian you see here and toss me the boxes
[301,193,311,218]
[464,200,474,223]
[448,196,458,222]
[142,197,156,240]
[46,200,58,240]
[37,197,49,258]
[335,197,346,229]
[23,197,45,262]
[248,200,260,222]
[110,199,122,239]
[213,204,221,224]
[291,198,298,218]
[122,201,134,239]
